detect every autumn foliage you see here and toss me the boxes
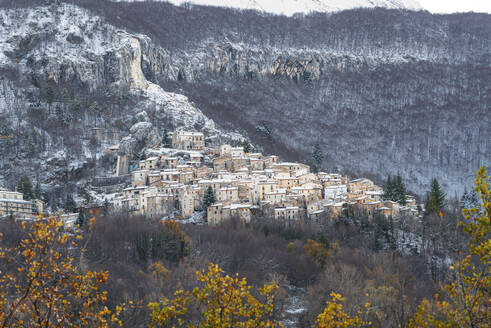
[316,293,370,328]
[148,263,283,328]
[410,167,490,328]
[0,217,122,327]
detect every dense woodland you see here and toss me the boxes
[56,0,491,194]
[0,174,482,327]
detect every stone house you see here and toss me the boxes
[132,169,149,186]
[264,189,288,205]
[172,131,205,150]
[274,206,300,222]
[366,190,384,202]
[196,166,213,179]
[291,185,323,204]
[166,157,179,169]
[179,186,195,218]
[146,194,175,219]
[139,157,159,170]
[255,180,278,202]
[179,171,194,184]
[237,181,254,204]
[348,178,375,195]
[250,158,264,170]
[230,147,245,158]
[272,162,310,177]
[213,156,231,171]
[219,144,232,156]
[189,153,203,165]
[324,184,348,200]
[207,203,251,225]
[216,186,239,204]
[277,177,299,191]
[297,173,318,185]
[264,155,280,168]
[325,202,345,218]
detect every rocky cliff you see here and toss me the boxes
[0,2,227,203]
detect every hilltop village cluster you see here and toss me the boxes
[111,130,421,225]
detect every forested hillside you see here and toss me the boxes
[75,0,491,195]
[1,0,489,195]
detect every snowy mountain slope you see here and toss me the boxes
[113,0,422,15]
[0,3,233,193]
[0,3,215,128]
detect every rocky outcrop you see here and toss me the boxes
[0,3,222,190]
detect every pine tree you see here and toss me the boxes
[383,174,407,205]
[64,194,77,213]
[76,210,85,227]
[17,175,34,200]
[203,186,216,209]
[162,128,171,147]
[426,178,446,215]
[383,176,395,201]
[312,143,324,171]
[394,172,407,205]
[55,104,63,121]
[71,99,82,112]
[89,101,100,125]
[241,139,252,153]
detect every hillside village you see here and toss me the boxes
[110,130,423,225]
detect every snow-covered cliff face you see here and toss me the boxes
[0,3,220,192]
[0,3,214,128]
[113,0,422,15]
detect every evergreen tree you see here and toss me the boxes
[383,175,395,201]
[383,174,407,205]
[89,101,100,125]
[426,178,446,215]
[241,139,252,153]
[312,143,324,171]
[64,194,77,213]
[55,104,63,121]
[45,85,54,114]
[71,99,82,112]
[203,186,216,209]
[76,210,85,227]
[26,133,36,156]
[17,175,34,200]
[162,128,171,147]
[394,172,407,205]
